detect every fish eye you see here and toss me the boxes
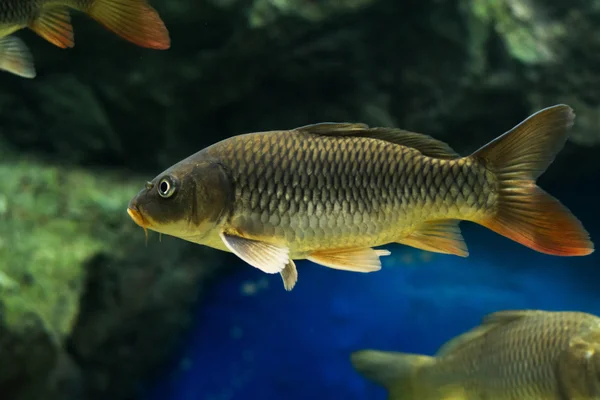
[157,176,176,198]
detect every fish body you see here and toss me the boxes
[0,0,170,51]
[127,105,594,291]
[351,310,600,400]
[174,129,493,257]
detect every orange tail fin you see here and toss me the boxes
[470,104,594,256]
[84,0,170,49]
[0,36,36,79]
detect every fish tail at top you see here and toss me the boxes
[469,104,594,256]
[79,0,170,49]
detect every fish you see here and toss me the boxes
[0,0,170,50]
[350,309,600,400]
[0,35,35,78]
[127,104,594,291]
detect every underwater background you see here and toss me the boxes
[0,0,599,399]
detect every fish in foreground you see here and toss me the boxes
[0,0,170,50]
[127,104,594,291]
[0,35,35,78]
[351,309,600,400]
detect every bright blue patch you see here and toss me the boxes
[145,195,600,400]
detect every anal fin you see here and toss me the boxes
[30,7,74,48]
[220,232,289,274]
[280,260,298,291]
[397,219,468,257]
[307,247,390,272]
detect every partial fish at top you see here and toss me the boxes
[0,0,170,77]
[127,104,594,291]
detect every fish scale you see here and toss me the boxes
[207,131,493,255]
[0,0,36,20]
[0,0,35,38]
[420,312,600,399]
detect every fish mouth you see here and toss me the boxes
[127,205,151,245]
[127,206,148,228]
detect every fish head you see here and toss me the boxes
[127,158,232,241]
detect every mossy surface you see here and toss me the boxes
[0,142,136,339]
[0,141,224,399]
[465,0,566,65]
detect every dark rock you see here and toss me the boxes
[68,239,224,400]
[2,0,598,175]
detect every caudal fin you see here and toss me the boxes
[350,350,433,399]
[84,0,170,49]
[471,104,594,256]
[0,36,36,79]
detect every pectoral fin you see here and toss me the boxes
[0,36,36,79]
[397,219,468,257]
[280,260,298,291]
[307,247,390,272]
[220,232,289,274]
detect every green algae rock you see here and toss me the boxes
[248,0,377,27]
[464,0,566,65]
[0,141,224,399]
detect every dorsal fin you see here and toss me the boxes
[294,122,369,135]
[435,310,541,357]
[481,309,546,325]
[293,122,460,159]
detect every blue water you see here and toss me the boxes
[146,192,600,400]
